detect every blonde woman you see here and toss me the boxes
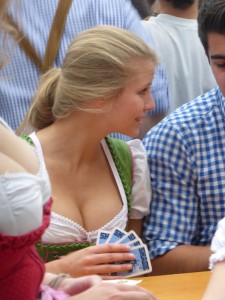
[0,119,157,300]
[0,3,157,299]
[19,25,157,278]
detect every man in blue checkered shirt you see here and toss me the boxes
[143,0,225,275]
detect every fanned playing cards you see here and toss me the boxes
[96,227,152,278]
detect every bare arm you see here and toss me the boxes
[45,243,136,278]
[68,283,158,300]
[201,261,225,300]
[149,245,212,276]
[43,273,157,299]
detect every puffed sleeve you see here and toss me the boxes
[209,217,225,269]
[127,139,151,219]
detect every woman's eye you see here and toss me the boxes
[139,88,148,95]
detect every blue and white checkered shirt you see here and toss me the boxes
[0,0,169,132]
[143,86,225,259]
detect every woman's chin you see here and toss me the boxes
[124,129,139,139]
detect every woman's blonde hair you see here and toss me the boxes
[0,0,16,68]
[19,25,157,133]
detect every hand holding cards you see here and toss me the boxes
[96,227,152,278]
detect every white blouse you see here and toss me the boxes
[209,217,225,269]
[0,119,51,236]
[29,133,151,244]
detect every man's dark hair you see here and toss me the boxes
[164,0,194,9]
[131,0,151,19]
[198,0,225,53]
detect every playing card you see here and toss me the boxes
[111,244,152,278]
[128,239,142,247]
[96,230,111,244]
[103,279,143,285]
[106,227,127,244]
[117,230,139,245]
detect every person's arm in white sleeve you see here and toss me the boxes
[126,139,151,236]
[202,218,225,300]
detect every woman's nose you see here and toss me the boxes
[144,93,155,111]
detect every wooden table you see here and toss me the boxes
[136,271,211,300]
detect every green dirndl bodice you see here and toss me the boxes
[22,135,132,263]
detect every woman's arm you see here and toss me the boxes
[127,139,151,234]
[43,272,157,300]
[45,243,135,279]
[202,260,225,300]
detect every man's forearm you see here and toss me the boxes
[148,245,212,276]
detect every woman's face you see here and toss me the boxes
[111,58,156,138]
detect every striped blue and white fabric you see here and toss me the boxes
[0,0,170,133]
[143,86,225,259]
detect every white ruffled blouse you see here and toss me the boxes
[29,132,151,244]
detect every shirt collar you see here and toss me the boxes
[216,87,225,120]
